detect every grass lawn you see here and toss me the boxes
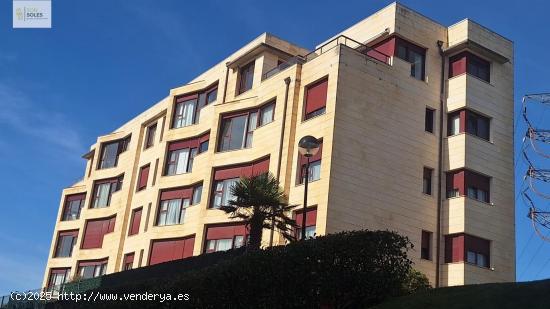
[373,279,550,309]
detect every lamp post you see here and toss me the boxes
[298,135,320,240]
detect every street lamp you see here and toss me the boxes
[298,135,320,240]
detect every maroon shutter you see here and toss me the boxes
[176,93,198,103]
[449,52,467,77]
[129,209,142,236]
[168,138,199,151]
[124,253,134,264]
[199,132,210,144]
[82,220,105,249]
[137,165,149,190]
[206,224,248,240]
[160,187,194,200]
[445,234,465,263]
[466,171,490,192]
[447,170,465,196]
[305,78,328,115]
[368,37,395,62]
[214,165,246,180]
[295,208,317,228]
[50,268,69,275]
[252,158,270,176]
[82,216,115,249]
[78,259,107,267]
[59,230,78,237]
[66,193,86,202]
[149,236,195,265]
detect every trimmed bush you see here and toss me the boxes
[50,230,424,309]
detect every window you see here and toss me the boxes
[447,110,490,141]
[298,140,323,184]
[449,52,490,82]
[218,102,275,152]
[98,136,130,169]
[445,233,490,268]
[81,216,116,249]
[446,169,490,202]
[425,108,434,133]
[78,260,107,279]
[61,194,86,221]
[157,184,202,226]
[137,165,150,191]
[149,237,195,265]
[165,133,209,175]
[205,224,248,253]
[466,112,490,140]
[211,158,270,208]
[421,231,432,260]
[395,38,426,80]
[145,123,157,149]
[304,78,328,120]
[128,208,142,236]
[206,87,218,104]
[48,268,70,291]
[423,167,433,195]
[295,208,317,240]
[55,231,78,258]
[91,175,123,208]
[212,178,239,208]
[238,61,255,94]
[172,84,218,128]
[259,103,275,126]
[123,253,134,271]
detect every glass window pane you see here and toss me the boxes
[100,142,119,169]
[207,240,216,251]
[94,183,111,208]
[308,160,321,182]
[467,251,476,264]
[260,104,274,125]
[165,199,182,225]
[451,115,460,135]
[192,185,202,205]
[217,239,233,251]
[305,226,316,238]
[175,149,190,174]
[207,88,217,104]
[229,116,247,150]
[467,187,477,199]
[234,235,244,248]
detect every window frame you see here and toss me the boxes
[303,77,329,121]
[144,123,157,149]
[217,101,275,152]
[421,230,432,260]
[156,184,202,226]
[61,194,86,221]
[422,167,433,195]
[90,175,124,209]
[395,38,426,81]
[54,231,78,258]
[425,107,435,133]
[97,136,130,170]
[238,61,255,94]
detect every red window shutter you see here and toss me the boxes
[137,165,149,190]
[160,187,193,200]
[295,208,317,227]
[305,78,328,115]
[176,93,198,103]
[465,235,490,256]
[59,230,78,237]
[78,259,108,267]
[452,234,465,262]
[129,208,142,236]
[199,132,210,144]
[449,52,467,77]
[66,193,86,202]
[206,223,247,240]
[82,220,105,249]
[82,216,115,249]
[447,170,465,196]
[368,37,395,62]
[252,158,270,175]
[149,236,195,265]
[124,253,134,264]
[50,268,69,275]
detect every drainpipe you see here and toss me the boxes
[222,63,230,103]
[435,40,445,288]
[270,76,292,247]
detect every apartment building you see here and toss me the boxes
[43,2,514,289]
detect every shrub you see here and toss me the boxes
[49,230,421,309]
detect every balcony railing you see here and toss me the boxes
[262,35,391,81]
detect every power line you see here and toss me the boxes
[517,229,535,262]
[534,254,550,279]
[519,238,545,280]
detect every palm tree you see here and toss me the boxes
[220,172,298,251]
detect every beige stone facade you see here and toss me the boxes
[43,2,514,288]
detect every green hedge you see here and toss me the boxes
[50,230,426,309]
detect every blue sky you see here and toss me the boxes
[0,0,548,294]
